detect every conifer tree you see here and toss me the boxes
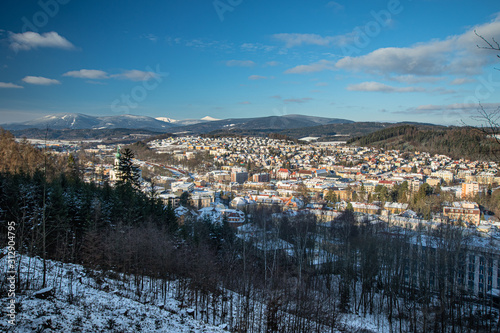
[118,148,140,188]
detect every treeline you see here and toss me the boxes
[0,171,176,264]
[348,125,499,160]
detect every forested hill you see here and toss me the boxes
[348,125,500,160]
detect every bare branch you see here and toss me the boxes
[475,30,500,51]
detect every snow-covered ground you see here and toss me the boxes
[0,250,227,332]
[1,248,387,332]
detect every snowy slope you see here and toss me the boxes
[0,250,227,333]
[0,249,386,332]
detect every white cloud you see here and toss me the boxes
[285,60,335,74]
[335,14,500,76]
[450,78,475,85]
[272,30,361,49]
[347,81,425,93]
[0,82,23,89]
[112,70,158,81]
[416,102,500,112]
[265,61,281,67]
[9,31,75,51]
[249,75,267,80]
[393,102,500,117]
[273,33,338,48]
[63,69,109,79]
[390,75,444,84]
[284,97,313,104]
[22,76,60,85]
[226,60,256,67]
[316,82,329,87]
[240,43,275,52]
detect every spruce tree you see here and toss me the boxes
[118,148,140,188]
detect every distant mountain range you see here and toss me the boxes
[2,113,176,131]
[1,113,354,133]
[155,115,221,126]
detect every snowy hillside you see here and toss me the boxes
[0,249,227,332]
[1,248,385,332]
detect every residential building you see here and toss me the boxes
[443,201,481,225]
[462,182,479,199]
[231,171,248,184]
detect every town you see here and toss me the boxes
[71,135,499,230]
[32,134,499,302]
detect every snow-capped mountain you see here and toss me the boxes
[155,117,177,123]
[156,115,221,126]
[1,113,177,131]
[201,116,220,121]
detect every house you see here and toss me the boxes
[277,168,291,180]
[384,202,409,215]
[351,202,380,215]
[443,201,481,226]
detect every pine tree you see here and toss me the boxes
[118,148,140,188]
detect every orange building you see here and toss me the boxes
[462,182,479,199]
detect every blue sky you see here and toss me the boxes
[0,0,499,125]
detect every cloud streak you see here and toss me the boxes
[0,82,23,89]
[63,69,109,79]
[284,97,313,104]
[112,70,158,81]
[347,81,425,93]
[226,60,256,67]
[273,33,340,48]
[248,75,267,80]
[285,60,335,74]
[9,31,75,51]
[22,76,61,85]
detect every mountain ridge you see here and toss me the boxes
[2,113,176,131]
[1,113,354,133]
